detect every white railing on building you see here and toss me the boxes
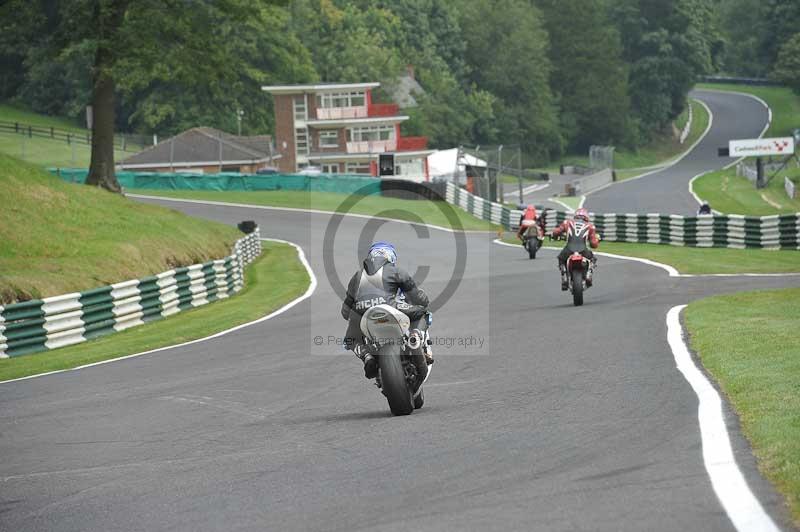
[315,107,368,120]
[346,140,397,153]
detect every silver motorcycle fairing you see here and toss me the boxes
[360,304,411,346]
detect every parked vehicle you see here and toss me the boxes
[359,304,431,415]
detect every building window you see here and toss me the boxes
[347,125,395,142]
[316,91,367,109]
[322,163,339,173]
[293,95,307,121]
[319,130,339,148]
[295,128,309,156]
[345,162,371,174]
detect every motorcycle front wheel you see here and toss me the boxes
[378,343,414,416]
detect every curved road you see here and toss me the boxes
[0,91,797,531]
[587,89,770,215]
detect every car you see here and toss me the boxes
[255,167,279,175]
[298,166,322,176]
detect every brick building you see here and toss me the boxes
[261,82,433,180]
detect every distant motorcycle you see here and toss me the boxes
[360,304,431,415]
[520,220,544,259]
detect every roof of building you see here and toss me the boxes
[386,74,425,109]
[120,127,275,166]
[261,82,380,94]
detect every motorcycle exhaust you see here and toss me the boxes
[407,332,422,350]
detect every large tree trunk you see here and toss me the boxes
[85,0,128,193]
[85,46,120,193]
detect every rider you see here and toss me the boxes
[516,204,541,241]
[341,241,432,378]
[551,208,600,290]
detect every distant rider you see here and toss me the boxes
[341,241,433,378]
[516,204,541,241]
[697,202,712,215]
[550,208,600,290]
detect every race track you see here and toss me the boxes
[587,89,770,214]
[1,91,797,532]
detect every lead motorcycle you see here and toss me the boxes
[553,228,597,307]
[521,220,544,259]
[360,304,432,415]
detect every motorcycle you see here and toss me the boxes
[521,220,544,259]
[360,304,432,415]
[553,228,597,307]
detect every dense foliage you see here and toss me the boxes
[3,0,780,166]
[716,0,800,93]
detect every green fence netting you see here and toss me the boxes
[50,169,382,195]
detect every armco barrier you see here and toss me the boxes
[444,182,800,249]
[0,228,262,358]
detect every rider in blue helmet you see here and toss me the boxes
[341,241,432,378]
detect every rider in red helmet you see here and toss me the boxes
[550,207,600,290]
[516,204,540,240]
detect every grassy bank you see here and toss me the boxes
[500,235,800,274]
[693,167,800,215]
[0,154,241,303]
[132,189,500,232]
[0,241,309,382]
[685,288,800,526]
[0,103,142,167]
[695,83,800,138]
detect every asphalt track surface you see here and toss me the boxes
[587,89,770,215]
[1,92,798,532]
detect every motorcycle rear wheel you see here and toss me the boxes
[528,239,537,259]
[571,269,584,306]
[378,343,414,416]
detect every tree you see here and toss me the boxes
[3,0,289,192]
[773,33,800,94]
[537,0,631,151]
[458,0,561,159]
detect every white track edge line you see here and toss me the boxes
[666,306,780,532]
[0,238,318,385]
[128,194,494,234]
[491,238,800,278]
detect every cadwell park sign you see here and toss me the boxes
[729,137,795,157]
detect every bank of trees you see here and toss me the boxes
[1,0,744,190]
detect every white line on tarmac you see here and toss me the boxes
[492,239,800,278]
[503,182,550,198]
[0,239,318,385]
[666,306,780,532]
[128,194,494,234]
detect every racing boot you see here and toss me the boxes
[559,264,569,291]
[586,257,597,287]
[354,344,378,379]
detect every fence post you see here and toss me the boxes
[50,127,54,138]
[27,125,32,138]
[67,133,71,145]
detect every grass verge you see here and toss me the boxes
[0,241,309,382]
[0,103,146,167]
[685,288,800,526]
[499,234,800,274]
[0,154,241,303]
[695,83,800,138]
[693,166,800,215]
[131,189,500,232]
